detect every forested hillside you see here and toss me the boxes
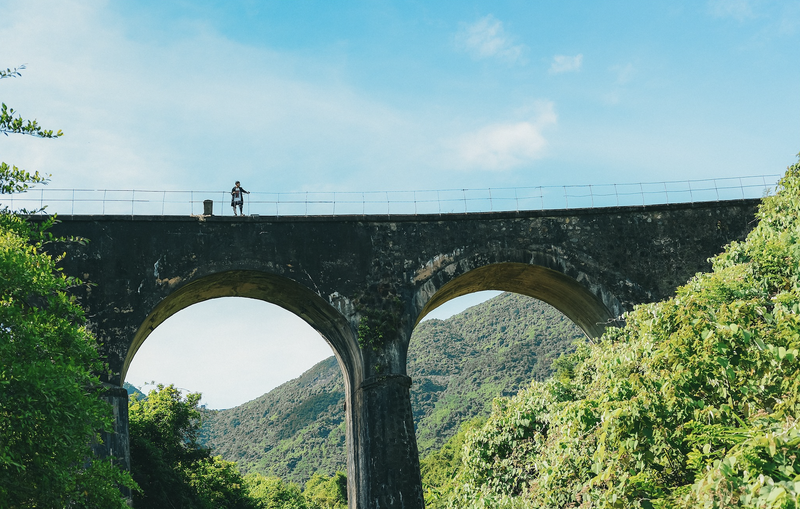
[199,293,584,484]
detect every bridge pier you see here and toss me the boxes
[348,289,425,508]
[91,383,131,473]
[355,374,424,508]
[91,384,132,501]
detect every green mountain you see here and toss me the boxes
[123,381,146,400]
[199,292,584,484]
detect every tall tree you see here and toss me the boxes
[129,384,254,509]
[0,65,134,508]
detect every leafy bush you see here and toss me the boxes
[245,473,306,509]
[244,470,348,509]
[437,155,800,508]
[304,471,348,509]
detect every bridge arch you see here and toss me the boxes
[121,269,366,505]
[122,270,360,389]
[413,259,618,338]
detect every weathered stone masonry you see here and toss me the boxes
[46,199,760,509]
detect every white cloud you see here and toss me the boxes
[456,101,556,170]
[708,0,756,20]
[0,1,444,194]
[455,15,525,63]
[549,54,583,74]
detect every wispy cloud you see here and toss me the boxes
[456,101,556,170]
[455,15,525,64]
[0,1,443,193]
[611,63,636,85]
[707,0,756,21]
[549,54,583,74]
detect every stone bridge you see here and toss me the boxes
[47,198,761,508]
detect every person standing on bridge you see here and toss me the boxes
[231,181,250,216]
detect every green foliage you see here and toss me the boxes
[304,471,348,509]
[188,456,255,509]
[436,155,800,508]
[0,66,25,79]
[0,218,138,508]
[244,471,347,509]
[129,384,253,509]
[0,102,63,139]
[0,162,48,196]
[245,473,306,509]
[421,417,485,509]
[1,65,59,197]
[356,293,403,352]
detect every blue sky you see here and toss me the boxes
[2,0,799,408]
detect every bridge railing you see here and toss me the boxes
[0,175,781,217]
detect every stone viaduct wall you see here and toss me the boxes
[46,198,761,508]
